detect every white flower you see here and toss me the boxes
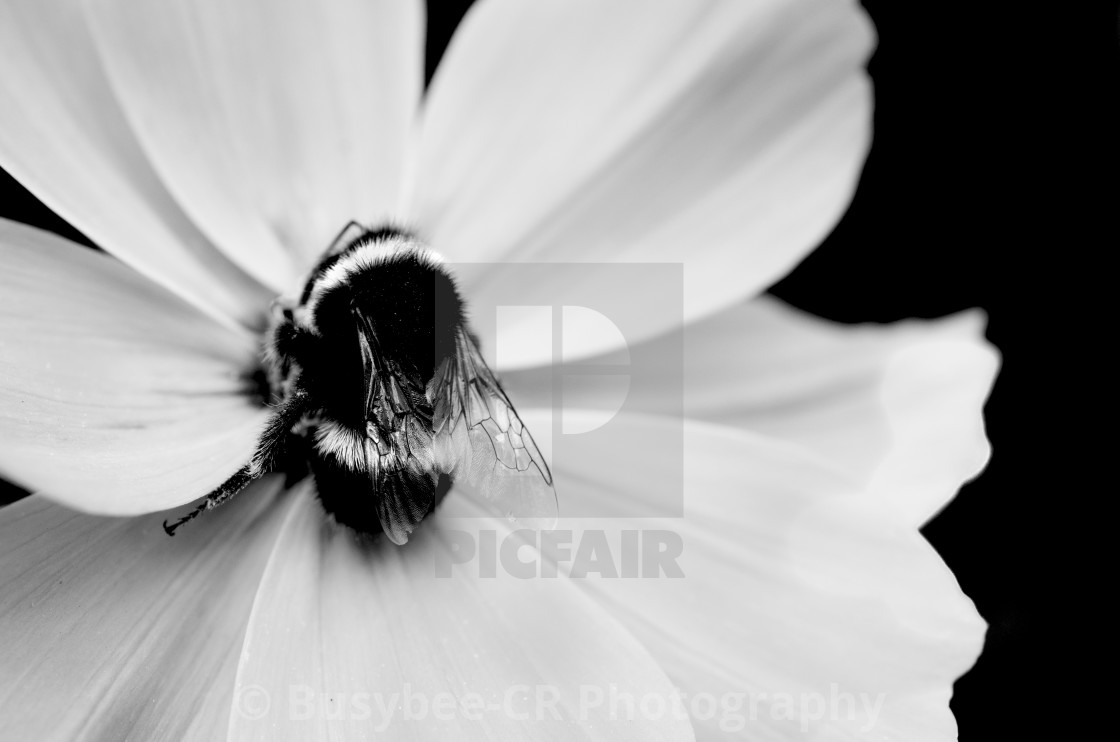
[0,1,997,740]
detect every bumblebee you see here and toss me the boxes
[164,223,556,544]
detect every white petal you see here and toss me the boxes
[504,296,999,526]
[0,221,267,514]
[409,0,872,358]
[231,486,694,741]
[85,0,424,291]
[538,414,984,741]
[0,0,274,328]
[0,478,293,742]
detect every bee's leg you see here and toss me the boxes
[249,387,311,476]
[162,465,253,536]
[162,386,313,536]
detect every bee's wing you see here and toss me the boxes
[429,331,558,528]
[353,305,439,545]
[373,465,438,546]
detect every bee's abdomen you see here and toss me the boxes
[308,450,388,536]
[309,443,451,541]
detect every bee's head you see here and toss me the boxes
[301,235,465,378]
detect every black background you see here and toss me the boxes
[2,2,1114,739]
